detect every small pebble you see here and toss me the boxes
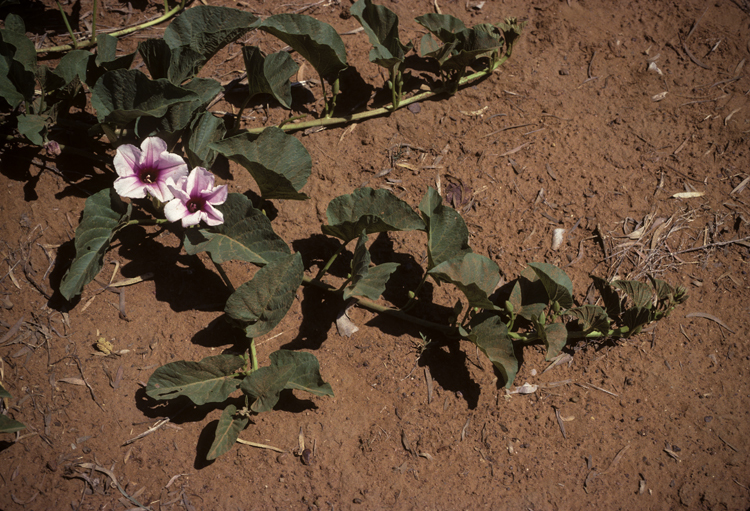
[407,103,421,114]
[704,416,713,423]
[530,369,537,376]
[301,448,313,465]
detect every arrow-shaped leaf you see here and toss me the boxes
[60,188,129,300]
[225,252,304,338]
[322,188,425,243]
[344,232,399,300]
[419,187,471,269]
[243,46,299,109]
[351,0,413,68]
[528,262,574,310]
[211,127,311,200]
[241,350,332,413]
[206,404,249,460]
[260,14,347,82]
[145,354,244,405]
[184,193,290,265]
[466,313,517,388]
[428,253,499,309]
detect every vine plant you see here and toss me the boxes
[0,2,687,461]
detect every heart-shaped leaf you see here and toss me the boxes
[184,193,290,265]
[185,110,226,169]
[225,252,304,338]
[323,188,425,244]
[528,262,574,310]
[508,265,549,321]
[91,69,199,126]
[343,232,399,300]
[592,275,622,319]
[419,187,471,269]
[351,0,413,68]
[612,279,653,309]
[206,404,249,460]
[259,14,348,82]
[534,320,568,361]
[145,354,244,405]
[159,5,259,84]
[565,305,610,334]
[135,77,223,138]
[211,127,311,200]
[241,350,333,413]
[17,113,47,146]
[415,13,467,43]
[466,313,517,388]
[428,253,499,309]
[621,307,652,337]
[243,46,299,109]
[53,49,91,85]
[60,188,129,300]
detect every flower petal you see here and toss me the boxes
[113,144,141,178]
[151,179,175,202]
[114,175,147,199]
[204,184,228,205]
[181,211,203,228]
[164,198,190,223]
[140,137,169,168]
[202,203,225,226]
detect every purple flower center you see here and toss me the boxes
[139,166,160,184]
[187,197,206,214]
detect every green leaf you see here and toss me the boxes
[414,13,467,43]
[565,305,610,334]
[621,307,652,337]
[184,193,290,265]
[0,382,10,398]
[95,33,135,71]
[242,46,299,109]
[225,252,304,338]
[53,49,91,85]
[145,354,244,405]
[206,404,249,460]
[60,188,129,301]
[135,77,223,137]
[592,275,622,319]
[0,18,36,106]
[533,320,568,361]
[350,0,413,68]
[211,127,311,200]
[611,279,653,309]
[0,414,25,434]
[91,69,199,126]
[322,187,425,243]
[17,113,47,146]
[343,232,399,301]
[162,5,259,84]
[419,187,471,269]
[439,24,503,71]
[260,14,348,82]
[240,350,333,413]
[497,18,526,49]
[185,111,226,169]
[428,253,499,309]
[508,265,548,321]
[528,262,574,310]
[466,314,517,388]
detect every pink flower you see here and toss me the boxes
[164,167,228,227]
[113,137,188,202]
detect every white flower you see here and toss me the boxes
[113,137,188,202]
[164,167,228,227]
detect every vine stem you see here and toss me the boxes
[249,339,259,372]
[249,48,514,136]
[38,0,187,54]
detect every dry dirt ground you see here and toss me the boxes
[1,0,750,509]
